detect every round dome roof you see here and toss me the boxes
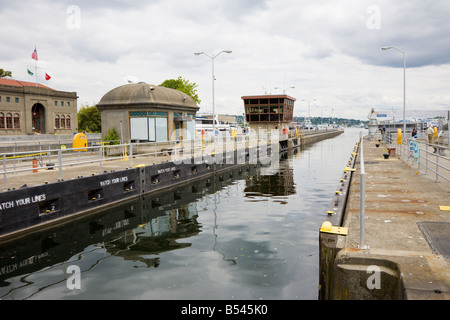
[97,82,198,110]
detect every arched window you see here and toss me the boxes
[55,114,60,129]
[60,115,65,128]
[66,115,71,129]
[13,113,20,129]
[6,113,12,129]
[0,113,4,129]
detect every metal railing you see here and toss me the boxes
[1,128,342,189]
[358,132,369,250]
[1,132,275,189]
[382,131,450,185]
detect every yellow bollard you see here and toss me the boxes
[397,128,402,145]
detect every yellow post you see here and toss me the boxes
[72,133,87,151]
[121,143,129,161]
[101,142,106,162]
[397,128,402,145]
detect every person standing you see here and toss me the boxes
[426,125,434,144]
[412,126,417,138]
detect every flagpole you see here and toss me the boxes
[34,45,37,87]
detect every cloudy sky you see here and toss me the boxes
[1,0,449,120]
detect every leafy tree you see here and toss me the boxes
[0,68,12,78]
[104,128,119,145]
[78,104,101,133]
[160,76,201,104]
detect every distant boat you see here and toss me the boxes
[195,116,230,135]
[304,119,313,130]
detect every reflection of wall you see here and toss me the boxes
[244,158,295,196]
[0,163,262,290]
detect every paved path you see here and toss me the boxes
[340,137,450,299]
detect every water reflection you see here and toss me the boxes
[245,150,297,201]
[0,164,262,299]
[0,129,362,299]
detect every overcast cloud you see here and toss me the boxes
[1,0,449,119]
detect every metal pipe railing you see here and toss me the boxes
[358,132,369,250]
[1,131,284,189]
[382,131,450,185]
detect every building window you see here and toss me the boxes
[67,102,70,107]
[54,101,58,106]
[0,113,4,129]
[15,97,19,103]
[66,115,71,128]
[13,113,20,129]
[60,115,65,128]
[61,101,64,106]
[6,97,10,103]
[55,114,60,129]
[129,111,168,142]
[6,113,13,129]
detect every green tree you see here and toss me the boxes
[103,128,119,145]
[0,68,12,78]
[160,76,201,104]
[78,104,101,133]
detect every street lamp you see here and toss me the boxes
[382,46,406,135]
[302,99,316,119]
[194,50,232,135]
[274,86,295,93]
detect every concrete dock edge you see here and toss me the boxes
[319,136,450,300]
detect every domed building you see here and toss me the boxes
[97,82,199,142]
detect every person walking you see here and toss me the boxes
[427,125,437,153]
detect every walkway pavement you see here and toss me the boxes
[340,137,450,299]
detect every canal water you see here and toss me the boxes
[0,128,362,300]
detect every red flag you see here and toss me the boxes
[45,73,51,80]
[32,48,38,60]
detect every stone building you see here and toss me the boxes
[97,82,199,142]
[0,78,78,135]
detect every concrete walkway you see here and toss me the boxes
[337,137,450,299]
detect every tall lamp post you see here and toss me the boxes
[382,46,406,135]
[274,86,295,94]
[302,99,316,120]
[194,50,232,135]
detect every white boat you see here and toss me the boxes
[195,116,230,135]
[304,119,314,130]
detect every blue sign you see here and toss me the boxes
[409,141,420,164]
[377,114,387,117]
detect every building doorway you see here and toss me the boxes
[32,103,45,133]
[175,121,184,141]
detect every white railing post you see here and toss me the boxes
[358,132,369,250]
[58,150,63,180]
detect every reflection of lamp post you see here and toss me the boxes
[382,46,406,135]
[194,50,232,135]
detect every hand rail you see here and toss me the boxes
[358,132,369,250]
